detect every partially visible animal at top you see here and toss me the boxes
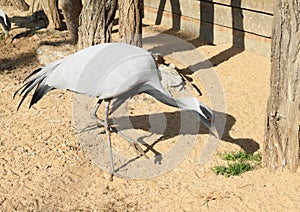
[0,8,11,38]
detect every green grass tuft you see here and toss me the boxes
[212,162,252,177]
[28,29,38,36]
[217,151,262,162]
[212,151,261,177]
[0,33,5,41]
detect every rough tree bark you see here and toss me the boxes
[77,0,117,49]
[0,0,11,6]
[263,0,300,172]
[118,0,143,47]
[30,0,62,29]
[60,0,82,43]
[30,0,42,13]
[9,0,29,11]
[41,0,62,29]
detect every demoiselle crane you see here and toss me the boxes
[0,8,11,38]
[14,43,219,180]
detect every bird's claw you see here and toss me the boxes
[130,141,149,159]
[109,173,114,182]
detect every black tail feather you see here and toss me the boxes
[19,79,40,97]
[13,68,43,99]
[13,84,24,99]
[16,78,54,110]
[14,76,41,100]
[14,80,34,98]
[15,60,62,110]
[23,68,42,82]
[17,83,36,111]
[15,68,54,110]
[29,80,53,108]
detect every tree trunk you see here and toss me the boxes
[60,0,82,43]
[30,0,62,30]
[30,0,42,13]
[118,0,143,47]
[41,0,62,29]
[9,0,29,11]
[77,0,117,49]
[0,0,11,6]
[263,0,300,172]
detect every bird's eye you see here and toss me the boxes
[207,118,211,123]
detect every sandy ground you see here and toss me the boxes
[1,6,300,211]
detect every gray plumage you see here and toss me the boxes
[15,43,218,180]
[0,8,11,37]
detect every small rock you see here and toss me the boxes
[36,45,76,65]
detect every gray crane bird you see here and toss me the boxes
[0,8,11,38]
[14,43,218,180]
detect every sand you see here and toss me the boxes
[1,6,300,211]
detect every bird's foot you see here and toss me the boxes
[91,113,149,159]
[109,173,114,182]
[90,113,105,126]
[113,129,149,159]
[96,120,105,128]
[130,141,149,159]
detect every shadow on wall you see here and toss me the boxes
[153,0,245,67]
[155,0,181,31]
[144,1,258,154]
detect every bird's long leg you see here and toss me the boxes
[91,99,148,159]
[104,99,115,181]
[90,99,104,126]
[109,128,149,159]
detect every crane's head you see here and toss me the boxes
[179,97,219,139]
[198,103,219,138]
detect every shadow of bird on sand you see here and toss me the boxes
[76,108,260,172]
[106,110,260,154]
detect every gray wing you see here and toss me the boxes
[15,43,159,109]
[45,43,158,98]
